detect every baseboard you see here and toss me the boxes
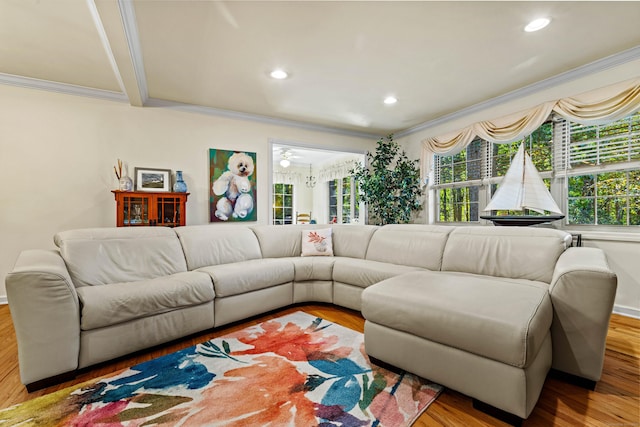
[613,304,640,319]
[0,296,7,305]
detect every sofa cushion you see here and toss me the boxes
[250,224,378,259]
[362,270,553,368]
[54,227,187,288]
[331,225,378,259]
[175,225,262,270]
[301,228,334,256]
[76,271,214,330]
[441,226,571,283]
[251,225,309,258]
[197,258,294,297]
[292,257,335,281]
[333,258,423,288]
[366,224,455,270]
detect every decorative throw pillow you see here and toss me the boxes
[301,228,334,256]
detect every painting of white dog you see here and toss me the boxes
[210,149,257,222]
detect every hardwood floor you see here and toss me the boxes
[0,303,638,426]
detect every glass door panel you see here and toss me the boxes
[157,197,180,227]
[124,197,149,225]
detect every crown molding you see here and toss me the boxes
[87,0,127,96]
[118,0,148,104]
[0,73,127,103]
[396,45,640,138]
[145,98,379,139]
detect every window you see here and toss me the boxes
[434,139,483,222]
[564,112,640,225]
[329,179,337,223]
[433,122,553,222]
[432,112,640,227]
[328,177,360,223]
[489,123,553,216]
[272,183,293,224]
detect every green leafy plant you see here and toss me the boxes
[351,134,422,225]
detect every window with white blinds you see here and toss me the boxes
[564,111,640,225]
[432,112,640,226]
[568,112,640,169]
[433,122,553,223]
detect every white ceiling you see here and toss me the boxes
[272,143,361,168]
[1,1,639,137]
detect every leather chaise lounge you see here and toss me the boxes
[5,224,617,423]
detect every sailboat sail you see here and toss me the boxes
[484,143,563,215]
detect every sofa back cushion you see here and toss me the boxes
[54,227,187,287]
[331,225,379,258]
[175,225,262,270]
[441,227,571,283]
[251,224,379,259]
[366,224,455,270]
[250,225,308,258]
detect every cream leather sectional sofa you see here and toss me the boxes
[6,224,617,423]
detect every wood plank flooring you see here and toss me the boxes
[0,303,638,426]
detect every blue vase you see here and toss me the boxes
[173,170,188,192]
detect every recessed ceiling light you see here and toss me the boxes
[525,17,550,32]
[270,69,288,79]
[384,96,397,105]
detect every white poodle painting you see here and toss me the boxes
[210,149,256,222]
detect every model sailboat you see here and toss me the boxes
[480,143,565,226]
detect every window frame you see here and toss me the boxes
[272,183,294,225]
[328,176,361,224]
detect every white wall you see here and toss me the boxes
[397,59,640,317]
[0,84,375,298]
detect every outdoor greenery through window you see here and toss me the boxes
[329,177,360,223]
[272,183,293,225]
[433,111,640,226]
[566,112,640,225]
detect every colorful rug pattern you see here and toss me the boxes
[0,311,442,426]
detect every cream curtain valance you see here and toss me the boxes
[422,78,640,156]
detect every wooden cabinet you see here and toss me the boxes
[112,191,189,227]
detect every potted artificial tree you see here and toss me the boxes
[351,134,422,225]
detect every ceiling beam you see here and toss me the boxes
[91,0,148,106]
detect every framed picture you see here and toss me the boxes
[134,167,172,192]
[210,149,257,222]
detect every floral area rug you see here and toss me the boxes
[0,311,442,426]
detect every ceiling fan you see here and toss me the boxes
[278,148,301,168]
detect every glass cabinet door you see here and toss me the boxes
[123,196,150,225]
[157,197,181,226]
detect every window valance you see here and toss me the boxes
[422,78,640,156]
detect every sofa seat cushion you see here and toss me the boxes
[77,271,214,331]
[292,257,336,281]
[198,258,294,298]
[333,258,423,289]
[362,270,553,368]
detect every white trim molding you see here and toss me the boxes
[396,45,640,138]
[0,296,7,305]
[0,73,127,103]
[613,304,640,319]
[87,0,128,97]
[118,0,149,104]
[146,98,379,139]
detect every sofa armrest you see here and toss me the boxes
[549,247,617,381]
[5,249,81,386]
